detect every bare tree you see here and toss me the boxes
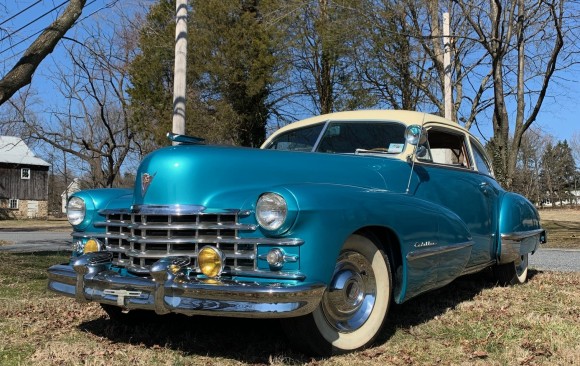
[11,20,137,188]
[0,0,87,105]
[452,0,568,188]
[512,128,550,204]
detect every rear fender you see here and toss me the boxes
[498,192,545,264]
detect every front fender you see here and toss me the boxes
[260,183,473,304]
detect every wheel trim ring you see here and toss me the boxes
[514,254,528,278]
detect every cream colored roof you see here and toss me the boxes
[262,110,461,148]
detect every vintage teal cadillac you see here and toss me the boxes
[48,110,546,355]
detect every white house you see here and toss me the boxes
[60,178,81,213]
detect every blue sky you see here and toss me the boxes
[1,0,579,145]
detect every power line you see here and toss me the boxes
[0,0,69,43]
[0,0,44,27]
[0,0,100,59]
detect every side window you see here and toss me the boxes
[470,138,493,176]
[21,168,30,179]
[267,123,324,151]
[420,128,470,168]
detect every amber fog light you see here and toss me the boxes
[83,238,103,254]
[198,246,224,278]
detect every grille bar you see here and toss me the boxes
[93,207,271,275]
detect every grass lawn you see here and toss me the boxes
[0,251,578,365]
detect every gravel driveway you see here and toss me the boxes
[0,231,71,252]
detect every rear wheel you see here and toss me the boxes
[493,253,529,286]
[283,233,392,356]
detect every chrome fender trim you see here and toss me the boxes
[406,241,473,261]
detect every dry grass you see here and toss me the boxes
[0,252,578,365]
[0,218,70,232]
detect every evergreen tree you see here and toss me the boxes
[540,140,577,206]
[128,0,283,149]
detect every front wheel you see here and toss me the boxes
[493,253,529,286]
[282,233,392,356]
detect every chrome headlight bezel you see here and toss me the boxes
[256,193,288,232]
[67,196,86,226]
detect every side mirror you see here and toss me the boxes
[405,125,428,146]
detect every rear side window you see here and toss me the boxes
[267,123,324,151]
[470,138,493,176]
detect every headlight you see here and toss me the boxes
[256,193,287,231]
[67,196,86,226]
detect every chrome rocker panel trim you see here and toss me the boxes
[47,252,325,319]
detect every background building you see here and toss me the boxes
[0,136,50,219]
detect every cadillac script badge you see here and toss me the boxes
[141,172,156,196]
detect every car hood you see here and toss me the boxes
[132,144,411,207]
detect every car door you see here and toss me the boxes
[413,124,499,269]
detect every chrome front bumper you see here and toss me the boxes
[47,252,325,318]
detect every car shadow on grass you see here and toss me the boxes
[77,269,542,363]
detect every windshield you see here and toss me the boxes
[317,122,406,154]
[266,121,407,154]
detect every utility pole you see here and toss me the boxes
[172,0,187,144]
[443,12,452,121]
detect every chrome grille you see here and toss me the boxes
[95,208,257,274]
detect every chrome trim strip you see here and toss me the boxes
[95,221,258,231]
[99,208,132,215]
[127,237,304,246]
[95,221,130,228]
[129,223,257,231]
[72,232,106,239]
[125,249,256,260]
[460,260,496,276]
[406,241,473,261]
[501,229,545,241]
[47,257,323,318]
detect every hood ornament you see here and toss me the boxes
[141,172,156,196]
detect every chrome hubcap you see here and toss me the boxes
[321,251,377,332]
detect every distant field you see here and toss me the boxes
[538,208,580,249]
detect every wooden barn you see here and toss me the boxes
[0,136,50,219]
